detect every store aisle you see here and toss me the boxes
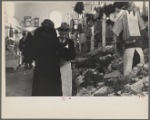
[6,69,33,96]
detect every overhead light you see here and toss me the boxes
[50,11,62,28]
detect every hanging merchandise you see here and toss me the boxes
[86,14,94,19]
[77,19,85,34]
[85,25,92,38]
[109,10,125,22]
[70,19,75,29]
[103,4,115,17]
[113,2,129,10]
[77,23,82,33]
[94,2,130,20]
[113,9,146,42]
[94,20,102,34]
[126,11,141,37]
[84,17,94,41]
[9,27,13,37]
[93,7,103,20]
[14,30,18,35]
[106,24,113,44]
[93,8,100,20]
[74,2,84,14]
[79,14,83,19]
[94,20,102,46]
[106,19,114,42]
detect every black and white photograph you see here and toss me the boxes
[1,1,149,119]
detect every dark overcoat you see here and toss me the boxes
[32,26,69,96]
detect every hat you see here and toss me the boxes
[57,22,71,33]
[41,19,54,27]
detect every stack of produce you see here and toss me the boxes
[75,62,149,96]
[74,45,149,96]
[143,48,149,63]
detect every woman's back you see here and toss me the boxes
[33,26,59,68]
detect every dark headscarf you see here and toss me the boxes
[41,19,54,28]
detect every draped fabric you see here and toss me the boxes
[112,10,146,76]
[112,10,146,48]
[9,27,13,37]
[74,2,84,14]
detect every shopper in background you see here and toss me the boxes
[19,32,27,68]
[23,32,34,69]
[32,19,70,96]
[19,32,34,69]
[5,36,9,51]
[85,17,94,53]
[57,22,76,96]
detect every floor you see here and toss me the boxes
[6,67,78,96]
[6,69,33,96]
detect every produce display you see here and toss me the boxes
[73,46,149,96]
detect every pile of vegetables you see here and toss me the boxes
[75,62,149,96]
[73,45,149,96]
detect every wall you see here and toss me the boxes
[14,2,76,26]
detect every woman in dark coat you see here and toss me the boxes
[23,32,34,69]
[32,19,69,96]
[19,32,27,66]
[19,32,34,69]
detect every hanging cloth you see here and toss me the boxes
[126,11,141,36]
[9,27,13,37]
[74,2,84,14]
[94,20,102,34]
[70,19,75,29]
